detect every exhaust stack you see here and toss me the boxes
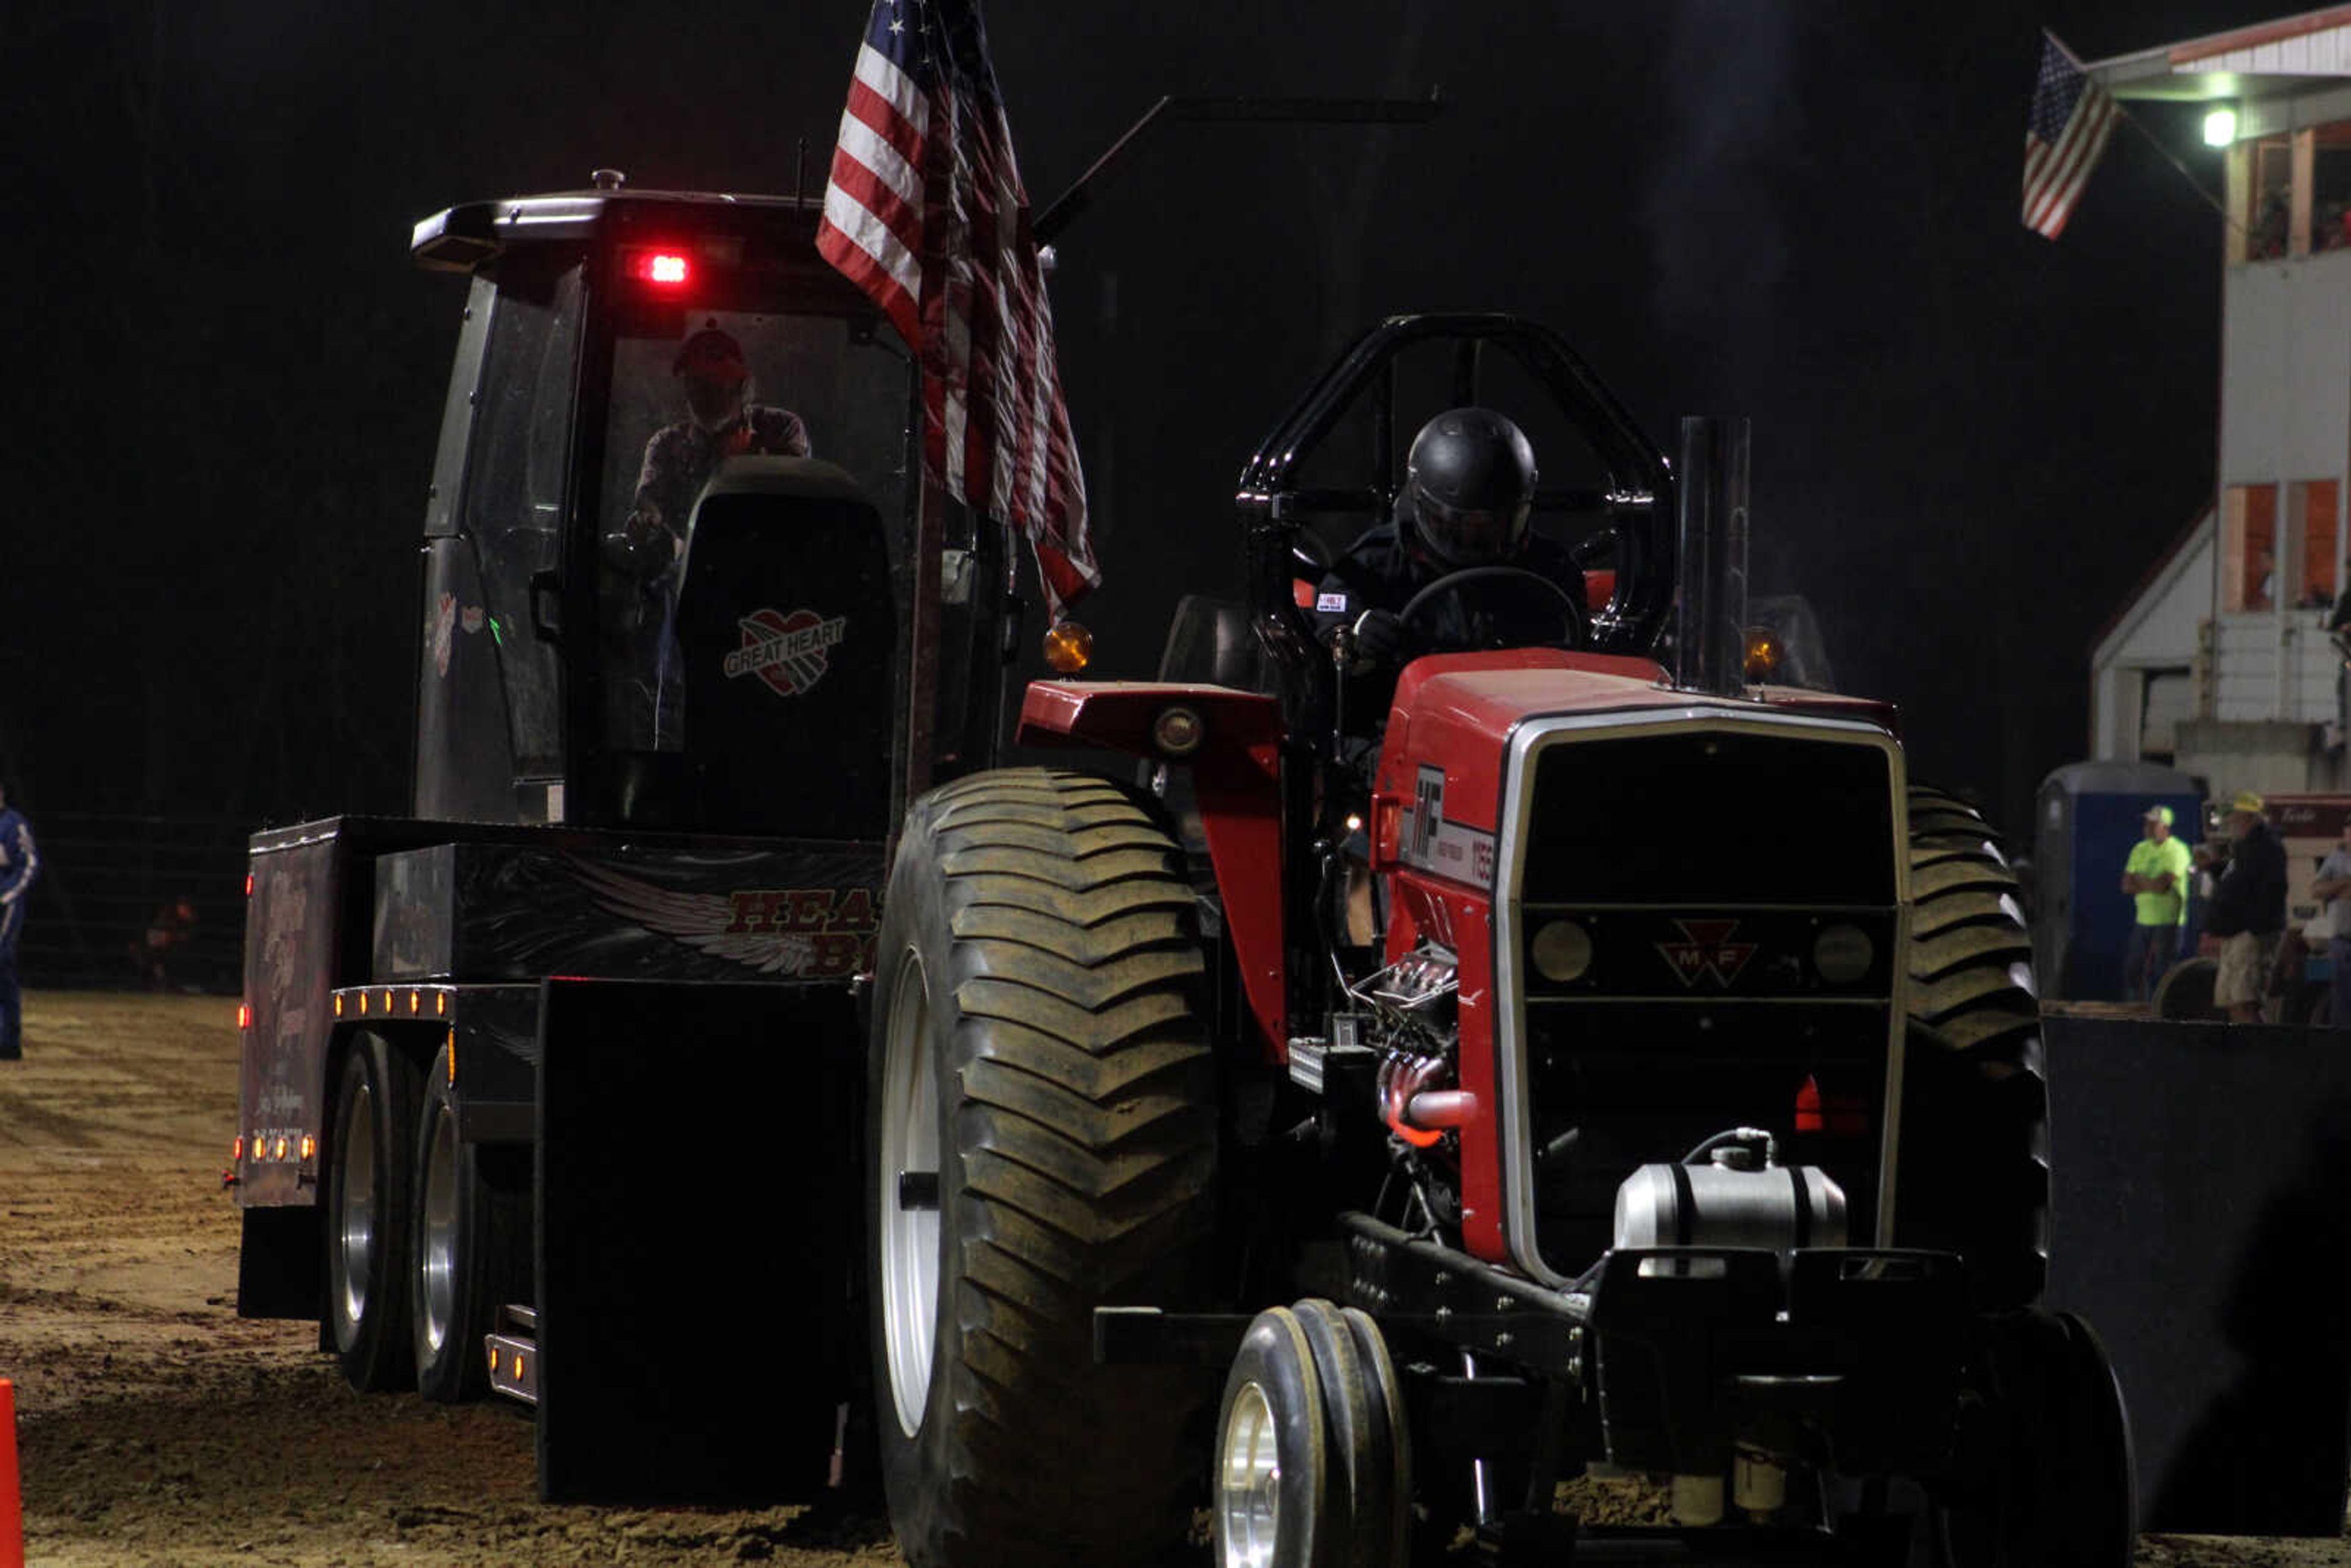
[1672,416,1752,697]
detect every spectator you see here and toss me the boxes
[2202,790,2289,1024]
[2312,818,2351,1027]
[132,895,198,992]
[2121,803,2191,1003]
[0,776,36,1060]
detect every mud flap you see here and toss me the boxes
[534,977,861,1504]
[2043,1013,2351,1534]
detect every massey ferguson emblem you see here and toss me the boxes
[1657,918,1758,988]
[724,607,847,697]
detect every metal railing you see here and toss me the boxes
[10,813,250,994]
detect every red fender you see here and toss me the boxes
[1017,682,1289,1058]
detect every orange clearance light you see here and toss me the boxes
[232,1136,244,1162]
[1743,627,1783,683]
[273,1136,290,1160]
[514,1353,527,1380]
[409,989,421,1015]
[245,872,255,897]
[381,990,396,1015]
[237,1002,252,1030]
[1042,620,1093,675]
[446,1030,457,1086]
[435,991,448,1017]
[489,1347,501,1373]
[334,994,344,1018]
[357,992,369,1015]
[299,1135,315,1161]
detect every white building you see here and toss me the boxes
[2090,9,2351,795]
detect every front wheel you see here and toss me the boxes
[326,1032,424,1392]
[1934,1310,2135,1566]
[868,768,1219,1568]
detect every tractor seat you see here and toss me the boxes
[664,456,898,841]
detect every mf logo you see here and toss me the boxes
[1656,918,1758,988]
[724,607,848,697]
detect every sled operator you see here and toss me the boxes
[600,320,811,748]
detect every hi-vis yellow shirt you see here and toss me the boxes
[2127,836,2192,926]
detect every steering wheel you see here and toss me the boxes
[1396,565,1586,650]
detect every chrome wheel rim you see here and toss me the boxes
[1217,1380,1281,1568]
[337,1079,377,1334]
[419,1102,460,1359]
[879,953,941,1438]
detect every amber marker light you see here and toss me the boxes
[334,994,344,1018]
[357,992,368,1015]
[409,989,421,1014]
[274,1137,290,1160]
[299,1135,315,1161]
[237,1002,252,1029]
[232,1136,244,1162]
[446,1030,457,1087]
[489,1348,501,1374]
[1042,620,1093,674]
[1743,628,1783,683]
[435,992,448,1018]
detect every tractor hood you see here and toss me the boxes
[1366,650,1900,884]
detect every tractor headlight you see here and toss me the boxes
[1811,922,1874,985]
[1531,919,1594,984]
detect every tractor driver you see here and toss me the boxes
[601,320,811,746]
[1313,407,1587,730]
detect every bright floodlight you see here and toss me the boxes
[2205,107,2238,148]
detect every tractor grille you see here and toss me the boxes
[1518,729,1894,907]
[1498,717,1902,1284]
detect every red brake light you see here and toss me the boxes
[629,249,691,287]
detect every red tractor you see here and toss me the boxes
[863,314,2133,1566]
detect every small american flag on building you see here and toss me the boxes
[816,0,1099,616]
[2023,31,2119,239]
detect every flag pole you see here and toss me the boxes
[2110,97,2241,231]
[2049,28,2240,234]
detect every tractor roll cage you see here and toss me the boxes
[1234,313,1678,727]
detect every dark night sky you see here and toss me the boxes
[0,2,2295,838]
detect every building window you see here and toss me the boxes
[2222,482,2279,612]
[2317,126,2351,252]
[2289,479,2342,609]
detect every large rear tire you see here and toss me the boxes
[1896,786,2049,1310]
[326,1031,424,1392]
[869,768,1219,1568]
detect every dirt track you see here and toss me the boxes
[1,991,2346,1566]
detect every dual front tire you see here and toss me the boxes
[1215,1299,1409,1568]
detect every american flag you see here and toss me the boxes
[2022,31,2119,240]
[816,0,1098,616]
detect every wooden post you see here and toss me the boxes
[2292,127,2315,258]
[2227,141,2252,266]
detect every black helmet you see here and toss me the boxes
[1403,407,1537,566]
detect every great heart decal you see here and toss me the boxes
[722,607,848,697]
